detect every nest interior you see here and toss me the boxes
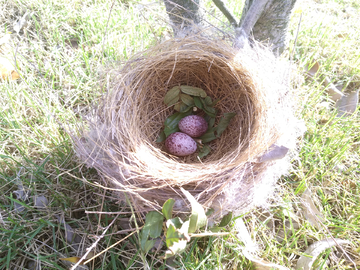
[75,36,297,215]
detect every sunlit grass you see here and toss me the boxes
[0,0,359,269]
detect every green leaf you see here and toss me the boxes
[140,228,149,251]
[142,211,164,239]
[180,188,207,233]
[215,112,236,138]
[189,213,199,234]
[162,199,175,220]
[218,212,232,227]
[211,98,220,106]
[198,144,211,159]
[167,97,180,107]
[203,108,217,118]
[208,117,216,128]
[156,130,166,143]
[174,102,188,112]
[164,86,180,106]
[205,106,216,114]
[204,115,215,128]
[204,96,212,105]
[200,98,217,117]
[163,111,192,137]
[205,208,214,216]
[180,85,207,98]
[164,221,190,258]
[193,96,203,109]
[164,126,179,137]
[165,224,182,248]
[180,94,195,106]
[143,239,156,253]
[199,129,217,143]
[209,226,221,232]
[180,105,192,113]
[166,217,183,229]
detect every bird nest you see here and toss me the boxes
[74,35,301,217]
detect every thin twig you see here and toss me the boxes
[83,229,140,265]
[69,214,120,270]
[93,188,107,269]
[85,210,134,215]
[212,0,238,27]
[189,232,230,237]
[104,228,137,236]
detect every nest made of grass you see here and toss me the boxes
[75,35,299,216]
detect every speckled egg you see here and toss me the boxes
[178,115,208,138]
[165,132,197,156]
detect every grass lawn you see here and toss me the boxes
[0,0,359,269]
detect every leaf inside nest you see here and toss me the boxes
[180,85,207,98]
[215,112,236,137]
[197,144,211,158]
[180,94,194,106]
[164,86,180,106]
[163,111,192,137]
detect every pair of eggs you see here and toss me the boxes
[165,115,208,157]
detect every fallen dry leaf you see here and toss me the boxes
[337,33,349,38]
[305,61,345,102]
[13,12,31,34]
[296,238,351,270]
[324,77,344,102]
[60,251,95,267]
[60,257,82,264]
[335,90,359,117]
[14,202,25,213]
[305,61,320,77]
[33,195,49,208]
[301,188,325,229]
[13,179,30,213]
[13,185,30,201]
[258,144,289,163]
[56,215,82,249]
[59,257,89,270]
[0,56,20,80]
[235,218,289,269]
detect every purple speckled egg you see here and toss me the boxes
[165,132,197,156]
[179,115,208,138]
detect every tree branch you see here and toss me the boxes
[248,0,297,55]
[234,0,270,49]
[212,0,238,27]
[239,0,270,36]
